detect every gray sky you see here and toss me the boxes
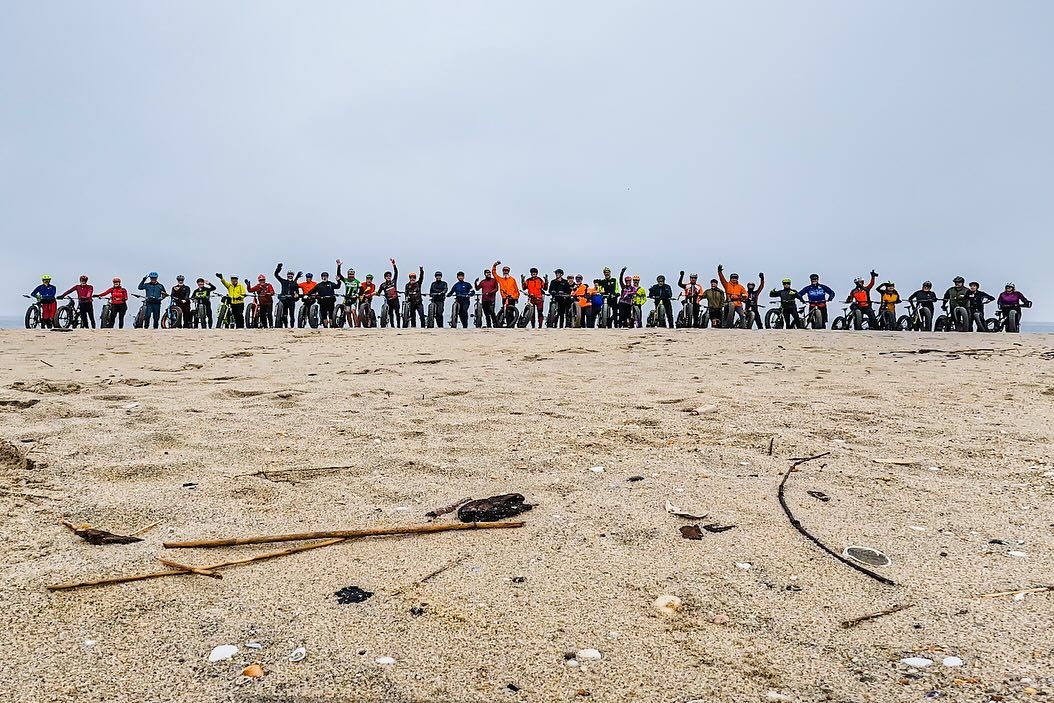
[2,1,1052,316]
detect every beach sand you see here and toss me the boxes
[0,329,1051,702]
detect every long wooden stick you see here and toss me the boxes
[979,585,1054,599]
[47,538,346,591]
[778,454,896,587]
[163,520,525,549]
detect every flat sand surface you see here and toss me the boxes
[0,329,1051,702]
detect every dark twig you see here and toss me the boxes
[768,437,775,456]
[778,455,896,586]
[841,603,913,628]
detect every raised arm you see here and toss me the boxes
[275,262,283,278]
[717,266,728,288]
[677,271,686,289]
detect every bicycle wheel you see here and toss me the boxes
[473,303,483,328]
[333,304,345,328]
[24,304,40,329]
[1006,309,1019,333]
[100,304,113,328]
[831,316,847,331]
[809,308,824,329]
[133,307,146,329]
[765,309,782,329]
[896,315,911,331]
[427,303,436,328]
[55,305,72,329]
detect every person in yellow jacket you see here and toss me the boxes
[215,273,248,329]
[632,275,647,327]
[875,281,901,331]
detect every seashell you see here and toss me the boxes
[288,646,307,662]
[652,595,682,616]
[241,664,265,678]
[576,648,602,661]
[375,656,396,665]
[900,656,933,667]
[208,644,238,662]
[842,546,891,567]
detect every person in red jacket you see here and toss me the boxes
[95,278,129,328]
[248,275,276,328]
[475,268,499,327]
[60,275,96,328]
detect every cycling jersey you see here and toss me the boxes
[405,267,425,301]
[597,276,618,297]
[170,284,191,303]
[29,283,56,302]
[493,265,520,301]
[548,278,571,297]
[60,283,94,301]
[633,286,647,306]
[358,281,376,300]
[219,277,247,304]
[682,283,703,302]
[476,277,499,302]
[312,280,339,299]
[523,276,546,299]
[879,290,900,312]
[191,283,215,302]
[378,280,399,301]
[769,287,799,306]
[248,282,275,306]
[798,283,835,305]
[718,271,748,304]
[449,281,473,300]
[908,289,937,310]
[619,285,639,304]
[648,283,673,301]
[429,279,448,300]
[998,291,1029,308]
[298,280,317,298]
[574,284,590,307]
[98,286,129,304]
[138,279,166,301]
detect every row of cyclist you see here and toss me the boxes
[25,262,1032,333]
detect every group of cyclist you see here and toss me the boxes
[25,262,1033,333]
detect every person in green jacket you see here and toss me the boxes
[942,276,970,331]
[336,259,360,327]
[703,279,725,328]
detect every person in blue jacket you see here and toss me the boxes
[447,272,474,328]
[797,274,836,327]
[138,272,168,329]
[29,275,59,329]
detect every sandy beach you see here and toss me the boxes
[1,328,1051,702]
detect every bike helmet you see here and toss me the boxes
[434,271,442,277]
[1005,282,1015,289]
[854,277,865,285]
[305,273,313,279]
[953,276,964,283]
[230,274,239,279]
[257,274,266,281]
[603,267,611,273]
[408,271,417,278]
[365,274,374,280]
[176,275,185,281]
[575,274,583,280]
[885,281,894,287]
[809,273,819,280]
[530,267,538,274]
[730,273,739,279]
[922,281,932,287]
[148,272,158,278]
[632,274,640,281]
[554,268,564,275]
[782,278,792,284]
[196,278,204,283]
[113,277,121,283]
[689,273,698,278]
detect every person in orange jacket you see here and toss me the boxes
[717,265,749,328]
[492,261,520,324]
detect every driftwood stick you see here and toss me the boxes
[47,538,346,591]
[132,521,161,536]
[163,520,525,549]
[157,558,222,579]
[979,585,1054,599]
[789,452,831,466]
[778,457,896,587]
[841,603,913,628]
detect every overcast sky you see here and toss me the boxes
[2,1,1051,316]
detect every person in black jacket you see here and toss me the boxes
[274,263,301,328]
[429,272,448,327]
[312,271,340,327]
[547,269,573,328]
[769,279,802,328]
[170,275,192,328]
[908,281,938,332]
[966,282,995,332]
[648,275,674,328]
[403,266,426,328]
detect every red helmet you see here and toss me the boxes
[257,274,266,281]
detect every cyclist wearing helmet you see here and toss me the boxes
[216,273,247,328]
[377,259,400,327]
[59,275,96,328]
[475,268,500,327]
[96,277,129,327]
[190,277,217,328]
[632,274,647,327]
[908,281,938,332]
[616,273,640,328]
[336,260,360,327]
[703,278,725,328]
[273,263,301,328]
[492,261,520,326]
[312,271,340,327]
[744,273,765,329]
[997,283,1031,333]
[402,266,426,328]
[797,274,834,328]
[844,271,878,330]
[429,271,448,327]
[942,276,970,331]
[769,278,802,328]
[648,275,674,328]
[875,281,901,330]
[573,275,591,328]
[138,272,167,329]
[169,275,192,328]
[520,267,548,328]
[596,267,621,327]
[717,266,748,327]
[677,271,704,328]
[966,282,994,332]
[29,275,59,329]
[547,269,573,328]
[358,274,377,327]
[447,272,473,328]
[248,274,275,328]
